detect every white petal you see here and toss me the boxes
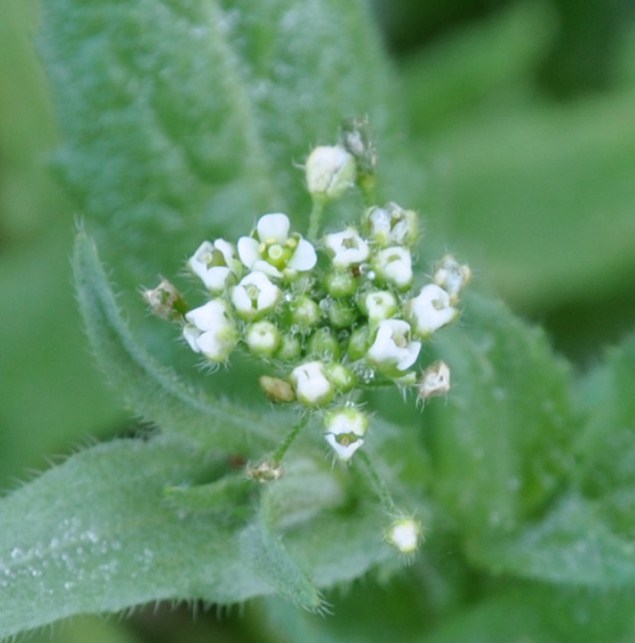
[213,238,237,264]
[185,299,229,331]
[200,266,231,292]
[257,213,290,243]
[188,241,214,282]
[287,238,317,271]
[253,259,283,279]
[324,433,364,461]
[237,236,260,269]
[397,340,421,371]
[182,325,202,353]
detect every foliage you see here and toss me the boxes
[2,0,635,641]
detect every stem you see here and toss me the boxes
[356,450,398,515]
[307,197,325,242]
[271,414,310,465]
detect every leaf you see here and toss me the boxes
[423,293,575,538]
[0,437,391,637]
[39,0,395,290]
[473,494,635,588]
[73,229,291,452]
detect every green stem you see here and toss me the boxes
[271,414,310,465]
[307,197,325,241]
[356,450,398,515]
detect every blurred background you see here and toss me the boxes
[1,0,635,641]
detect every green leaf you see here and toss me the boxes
[73,229,291,452]
[40,0,394,289]
[0,436,392,637]
[473,494,635,587]
[424,293,575,538]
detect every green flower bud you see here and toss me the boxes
[324,269,359,298]
[327,299,357,329]
[307,327,341,360]
[290,295,322,330]
[325,362,357,393]
[245,320,280,357]
[275,333,302,361]
[347,325,370,361]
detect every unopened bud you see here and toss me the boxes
[245,321,280,357]
[290,361,335,407]
[433,255,471,303]
[305,145,356,201]
[386,517,422,554]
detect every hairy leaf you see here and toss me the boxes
[73,229,290,452]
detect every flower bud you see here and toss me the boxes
[372,246,413,291]
[324,269,359,298]
[325,362,356,393]
[433,254,471,304]
[323,406,369,461]
[142,278,187,320]
[405,284,458,339]
[290,295,322,330]
[307,327,341,360]
[363,290,398,323]
[245,321,280,358]
[305,145,356,201]
[418,361,451,401]
[364,202,419,248]
[347,325,370,361]
[259,375,296,403]
[275,333,302,361]
[290,361,334,407]
[386,517,422,554]
[327,299,357,329]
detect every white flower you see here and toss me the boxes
[324,407,369,461]
[305,145,356,200]
[373,246,413,290]
[367,319,421,373]
[231,271,281,320]
[418,361,451,400]
[365,202,418,247]
[182,299,238,362]
[387,518,422,554]
[405,284,457,338]
[290,361,334,407]
[245,321,280,357]
[188,239,241,293]
[237,213,316,280]
[323,227,370,268]
[364,290,398,323]
[433,254,472,303]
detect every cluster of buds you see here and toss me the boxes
[144,127,470,556]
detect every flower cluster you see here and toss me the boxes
[145,127,469,556]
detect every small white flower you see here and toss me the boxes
[182,299,238,362]
[367,319,421,373]
[433,254,472,303]
[290,361,334,407]
[324,407,369,461]
[231,271,281,320]
[188,239,241,293]
[387,517,422,554]
[373,246,413,290]
[305,145,356,200]
[365,202,419,247]
[245,321,280,357]
[405,284,457,338]
[237,213,317,280]
[364,290,398,323]
[323,227,370,268]
[418,361,451,400]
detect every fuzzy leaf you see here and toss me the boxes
[73,229,290,452]
[424,293,575,538]
[0,437,391,637]
[39,0,394,289]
